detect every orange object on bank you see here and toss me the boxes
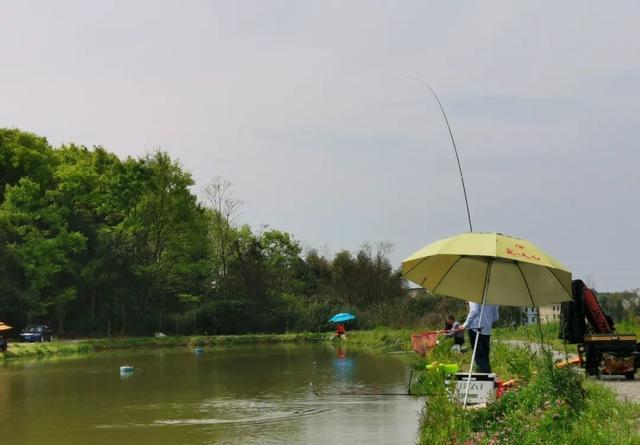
[411,331,439,356]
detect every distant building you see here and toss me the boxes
[522,307,538,325]
[539,304,561,323]
[521,304,561,325]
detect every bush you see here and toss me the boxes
[414,339,640,445]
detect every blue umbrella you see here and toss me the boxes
[328,313,356,323]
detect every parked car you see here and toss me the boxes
[20,325,53,342]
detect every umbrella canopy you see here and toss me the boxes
[402,232,572,307]
[0,322,12,332]
[328,313,356,323]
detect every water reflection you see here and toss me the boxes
[120,370,135,380]
[0,371,9,412]
[333,345,355,383]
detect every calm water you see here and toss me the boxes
[0,344,422,444]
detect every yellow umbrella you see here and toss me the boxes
[402,232,572,407]
[402,232,572,306]
[0,322,12,332]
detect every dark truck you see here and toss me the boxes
[560,279,640,380]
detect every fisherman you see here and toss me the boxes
[443,315,464,349]
[0,335,7,353]
[456,302,499,373]
[335,323,346,338]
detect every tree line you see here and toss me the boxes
[2,128,454,336]
[598,290,640,323]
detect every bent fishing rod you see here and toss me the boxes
[408,77,473,233]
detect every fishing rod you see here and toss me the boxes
[408,77,473,233]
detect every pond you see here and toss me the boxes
[0,343,422,444]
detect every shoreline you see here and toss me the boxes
[0,328,414,362]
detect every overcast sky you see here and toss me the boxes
[1,1,639,291]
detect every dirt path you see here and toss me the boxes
[599,379,640,403]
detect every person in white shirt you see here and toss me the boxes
[456,302,499,373]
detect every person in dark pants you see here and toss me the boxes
[457,302,499,373]
[467,329,491,372]
[0,335,7,353]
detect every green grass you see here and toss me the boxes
[338,327,414,351]
[2,341,94,359]
[493,322,565,349]
[413,336,640,445]
[494,319,640,345]
[616,319,640,337]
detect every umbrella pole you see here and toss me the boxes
[534,307,555,374]
[462,263,491,408]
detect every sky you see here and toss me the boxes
[1,1,639,291]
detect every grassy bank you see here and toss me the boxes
[493,322,565,350]
[337,327,414,351]
[0,328,415,361]
[0,332,323,360]
[494,319,640,348]
[1,341,95,360]
[413,338,640,444]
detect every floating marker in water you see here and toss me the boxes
[120,365,134,373]
[194,347,204,354]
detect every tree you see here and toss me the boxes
[259,229,304,295]
[202,176,242,281]
[0,178,86,330]
[118,151,211,331]
[1,127,458,336]
[300,248,332,297]
[0,129,54,201]
[331,242,404,307]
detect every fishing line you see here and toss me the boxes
[310,387,431,397]
[309,379,432,397]
[408,77,473,233]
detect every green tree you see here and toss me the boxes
[115,151,211,332]
[332,243,404,308]
[0,177,86,330]
[0,127,442,336]
[259,228,305,296]
[301,249,332,297]
[0,129,54,201]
